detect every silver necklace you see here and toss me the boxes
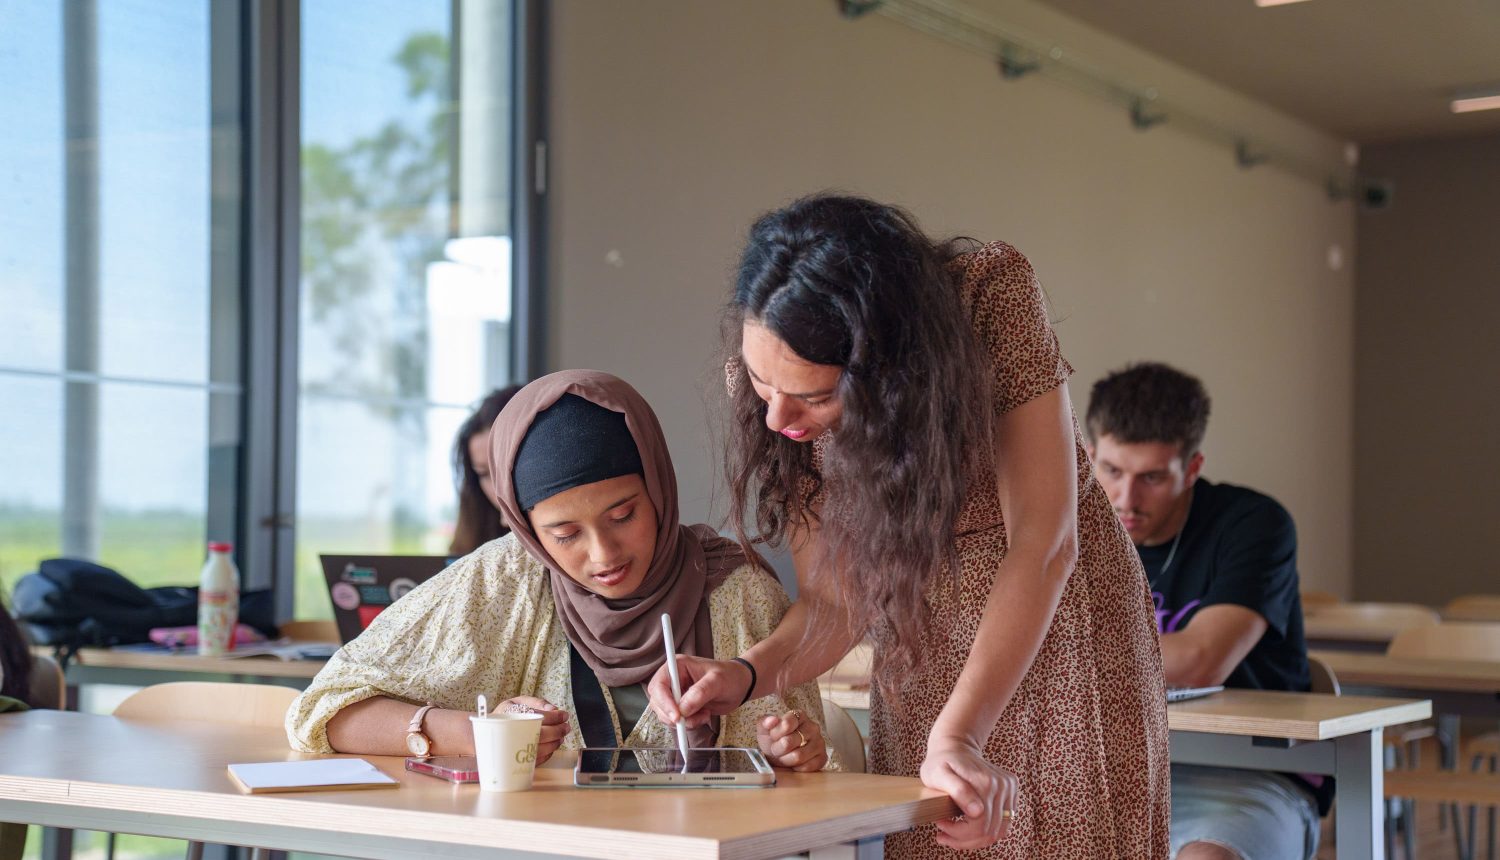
[1148,506,1189,589]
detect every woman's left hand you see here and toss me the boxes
[756,709,828,772]
[920,734,1020,850]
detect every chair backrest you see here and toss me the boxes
[1442,595,1500,623]
[1388,622,1500,660]
[1299,590,1341,612]
[113,681,299,728]
[1307,653,1341,695]
[27,653,65,710]
[1309,602,1441,631]
[276,619,340,642]
[821,697,866,774]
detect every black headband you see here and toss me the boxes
[512,393,644,511]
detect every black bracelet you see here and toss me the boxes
[730,657,758,706]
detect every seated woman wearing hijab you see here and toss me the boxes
[287,370,832,770]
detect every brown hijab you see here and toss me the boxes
[489,370,762,689]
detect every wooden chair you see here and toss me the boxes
[275,619,340,642]
[113,681,300,727]
[1387,623,1500,859]
[821,697,866,774]
[1444,595,1500,624]
[112,683,300,860]
[1308,653,1341,695]
[27,653,65,710]
[1301,590,1342,612]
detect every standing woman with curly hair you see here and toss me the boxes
[650,194,1169,858]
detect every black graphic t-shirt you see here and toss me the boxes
[1142,478,1332,813]
[1139,478,1310,693]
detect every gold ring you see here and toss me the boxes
[1001,809,1014,820]
[795,729,809,749]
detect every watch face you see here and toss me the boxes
[406,732,431,757]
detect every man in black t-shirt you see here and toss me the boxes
[1086,362,1320,860]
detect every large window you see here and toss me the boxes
[0,0,532,619]
[0,0,243,601]
[294,0,516,617]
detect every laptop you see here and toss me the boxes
[1165,685,1224,703]
[320,555,454,644]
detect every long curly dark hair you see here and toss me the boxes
[0,597,32,703]
[724,193,993,691]
[450,385,524,556]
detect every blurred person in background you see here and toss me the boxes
[449,385,524,556]
[0,597,34,709]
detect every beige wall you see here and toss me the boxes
[1354,133,1500,603]
[546,0,1356,594]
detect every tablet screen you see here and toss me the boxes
[578,748,765,775]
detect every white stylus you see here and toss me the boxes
[660,613,692,773]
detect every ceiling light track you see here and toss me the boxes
[840,0,1360,200]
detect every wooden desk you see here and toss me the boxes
[1310,650,1500,699]
[1308,647,1500,752]
[821,682,1429,860]
[1168,689,1429,860]
[0,710,956,860]
[68,647,327,679]
[34,645,327,695]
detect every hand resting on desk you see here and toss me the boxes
[757,708,827,772]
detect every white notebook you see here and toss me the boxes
[226,758,399,794]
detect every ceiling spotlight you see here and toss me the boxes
[1451,91,1500,113]
[1254,0,1312,6]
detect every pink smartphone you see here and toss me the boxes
[404,755,479,783]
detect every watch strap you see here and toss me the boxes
[408,702,436,734]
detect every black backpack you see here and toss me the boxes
[12,558,276,653]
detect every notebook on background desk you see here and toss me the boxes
[319,555,453,644]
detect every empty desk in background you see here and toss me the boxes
[1309,649,1500,719]
[1303,615,1406,653]
[34,645,326,697]
[1308,648,1500,777]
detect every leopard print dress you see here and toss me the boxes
[818,242,1171,858]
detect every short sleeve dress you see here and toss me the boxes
[810,242,1170,858]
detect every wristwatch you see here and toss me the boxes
[406,703,437,757]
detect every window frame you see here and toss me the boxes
[238,0,545,620]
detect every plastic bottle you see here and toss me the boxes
[198,541,240,656]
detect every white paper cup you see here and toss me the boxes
[470,712,544,792]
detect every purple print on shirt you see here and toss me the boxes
[1153,592,1200,634]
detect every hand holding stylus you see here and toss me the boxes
[660,614,693,771]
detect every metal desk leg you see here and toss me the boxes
[810,835,884,859]
[41,826,72,860]
[1336,728,1385,860]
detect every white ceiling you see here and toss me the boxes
[1029,0,1500,143]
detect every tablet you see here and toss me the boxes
[574,747,776,788]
